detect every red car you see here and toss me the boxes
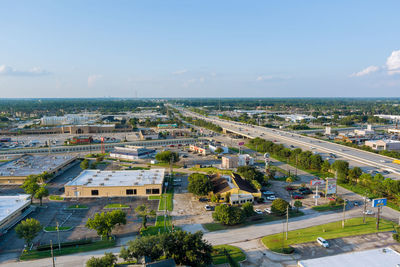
[328,196,336,201]
[285,186,295,191]
[169,145,175,147]
[291,193,304,199]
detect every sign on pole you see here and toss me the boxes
[264,153,270,159]
[325,178,337,195]
[238,142,245,146]
[372,198,387,207]
[310,179,325,186]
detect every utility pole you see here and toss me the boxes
[342,199,346,228]
[376,206,381,230]
[363,197,367,224]
[315,185,319,206]
[56,221,61,251]
[50,240,55,267]
[286,205,289,240]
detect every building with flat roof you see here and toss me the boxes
[221,154,254,169]
[110,146,156,161]
[0,195,32,234]
[0,154,76,184]
[139,129,159,140]
[298,247,400,267]
[64,169,165,197]
[365,139,400,151]
[189,145,208,155]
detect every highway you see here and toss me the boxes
[179,108,400,178]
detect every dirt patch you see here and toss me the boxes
[172,193,213,226]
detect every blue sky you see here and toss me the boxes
[0,0,400,98]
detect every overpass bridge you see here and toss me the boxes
[0,138,206,156]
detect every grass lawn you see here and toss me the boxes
[262,217,395,253]
[189,167,232,175]
[153,162,180,168]
[104,203,130,209]
[148,195,161,200]
[44,226,72,232]
[203,211,304,232]
[20,240,116,261]
[66,204,88,209]
[212,245,246,265]
[140,215,176,236]
[49,195,64,201]
[158,193,173,211]
[312,204,343,212]
[228,147,239,153]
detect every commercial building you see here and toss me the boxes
[354,125,374,136]
[209,144,229,154]
[110,146,156,161]
[64,169,165,197]
[189,145,208,155]
[0,195,32,234]
[365,139,400,151]
[388,128,400,134]
[0,154,76,184]
[277,114,315,123]
[211,173,261,204]
[221,154,254,169]
[68,135,93,145]
[298,247,400,267]
[139,129,159,140]
[41,114,100,125]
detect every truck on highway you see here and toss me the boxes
[393,159,400,165]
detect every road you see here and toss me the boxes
[179,108,400,179]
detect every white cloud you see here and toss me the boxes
[350,65,379,77]
[88,74,102,87]
[0,65,50,76]
[256,75,292,81]
[172,69,188,75]
[386,50,400,75]
[182,77,205,87]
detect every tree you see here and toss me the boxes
[120,235,163,263]
[294,200,303,212]
[86,252,117,267]
[321,160,331,172]
[155,151,179,163]
[34,186,49,206]
[237,166,264,184]
[212,204,244,225]
[271,198,290,216]
[188,173,213,196]
[161,230,213,267]
[80,159,90,170]
[86,210,127,239]
[242,202,254,217]
[20,175,40,204]
[15,218,42,246]
[286,177,293,186]
[331,160,349,183]
[215,147,223,154]
[135,205,156,229]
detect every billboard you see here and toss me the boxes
[310,179,325,186]
[238,142,245,146]
[372,198,387,207]
[325,178,337,195]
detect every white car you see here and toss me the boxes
[264,208,272,214]
[380,160,386,163]
[255,209,263,214]
[204,205,212,211]
[363,210,374,215]
[317,237,329,248]
[266,195,276,201]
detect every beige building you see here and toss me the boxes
[64,169,165,198]
[365,139,400,151]
[0,154,76,184]
[0,195,32,233]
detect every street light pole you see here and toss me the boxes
[342,199,346,228]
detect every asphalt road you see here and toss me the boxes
[179,108,400,179]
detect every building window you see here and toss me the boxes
[126,189,134,195]
[146,189,151,194]
[91,190,99,196]
[151,188,160,194]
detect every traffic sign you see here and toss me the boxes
[372,198,387,207]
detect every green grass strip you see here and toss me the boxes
[104,203,129,209]
[212,245,246,265]
[261,217,394,253]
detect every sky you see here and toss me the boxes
[0,0,400,98]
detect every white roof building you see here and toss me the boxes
[298,247,400,267]
[0,195,31,232]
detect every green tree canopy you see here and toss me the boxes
[86,252,117,267]
[241,202,254,217]
[155,151,180,163]
[212,204,244,225]
[85,210,126,238]
[34,186,49,206]
[135,205,156,229]
[188,173,213,196]
[271,198,290,216]
[15,218,42,246]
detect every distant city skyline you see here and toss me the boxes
[0,1,400,98]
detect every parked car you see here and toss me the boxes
[299,188,313,195]
[285,186,295,191]
[204,205,213,211]
[266,195,276,201]
[317,237,329,248]
[255,209,263,215]
[262,207,272,214]
[363,210,374,215]
[291,193,304,199]
[353,201,360,206]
